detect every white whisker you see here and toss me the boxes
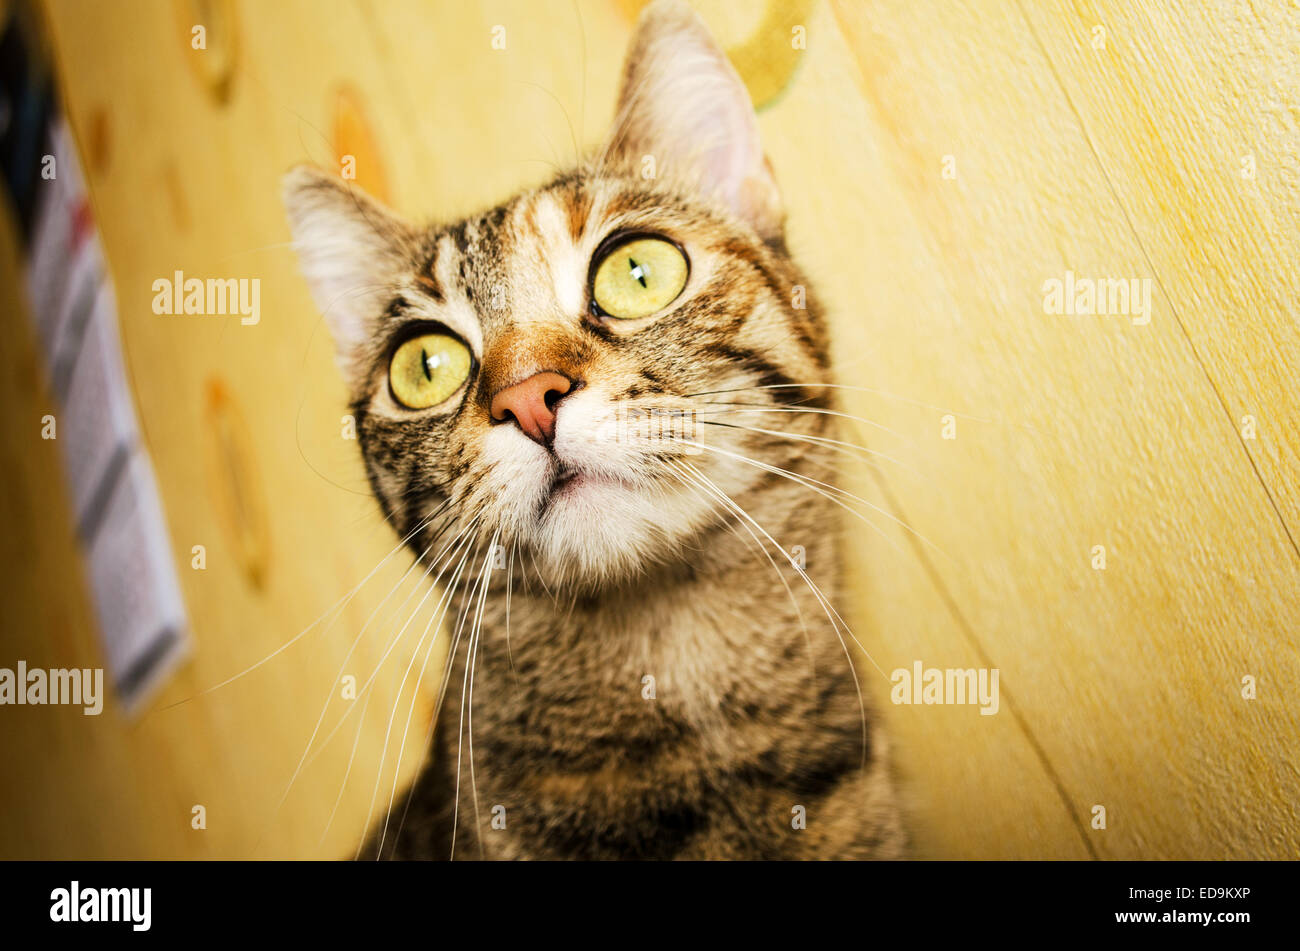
[302,516,479,773]
[689,400,910,444]
[695,417,927,484]
[273,513,475,839]
[159,504,447,712]
[673,460,880,768]
[678,438,943,560]
[667,462,820,694]
[450,535,499,860]
[317,681,373,851]
[684,381,1012,429]
[367,523,482,859]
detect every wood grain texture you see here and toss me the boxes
[825,0,1300,857]
[0,0,1294,859]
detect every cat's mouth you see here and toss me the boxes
[545,461,594,504]
[540,460,629,511]
[552,462,580,488]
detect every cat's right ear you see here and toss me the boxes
[599,0,783,240]
[282,165,416,387]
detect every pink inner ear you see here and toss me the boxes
[694,97,758,205]
[606,4,782,237]
[651,77,781,235]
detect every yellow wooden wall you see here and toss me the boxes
[0,0,1295,859]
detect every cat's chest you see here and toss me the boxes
[475,583,786,734]
[435,579,838,858]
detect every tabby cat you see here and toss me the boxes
[284,0,902,860]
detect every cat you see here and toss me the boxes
[283,0,902,860]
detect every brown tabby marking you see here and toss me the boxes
[284,0,903,860]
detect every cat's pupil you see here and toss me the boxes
[421,348,433,381]
[628,257,647,287]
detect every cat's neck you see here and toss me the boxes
[444,494,844,727]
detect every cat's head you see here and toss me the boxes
[283,0,831,589]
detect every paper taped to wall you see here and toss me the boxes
[1,15,190,713]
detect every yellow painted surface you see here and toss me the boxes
[0,0,1294,859]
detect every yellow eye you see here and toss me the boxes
[388,333,472,409]
[591,236,689,319]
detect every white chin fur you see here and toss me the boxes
[477,386,727,586]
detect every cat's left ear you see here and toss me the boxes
[600,0,783,240]
[282,165,417,387]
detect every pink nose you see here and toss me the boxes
[489,371,574,444]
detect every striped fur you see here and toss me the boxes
[285,0,901,860]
